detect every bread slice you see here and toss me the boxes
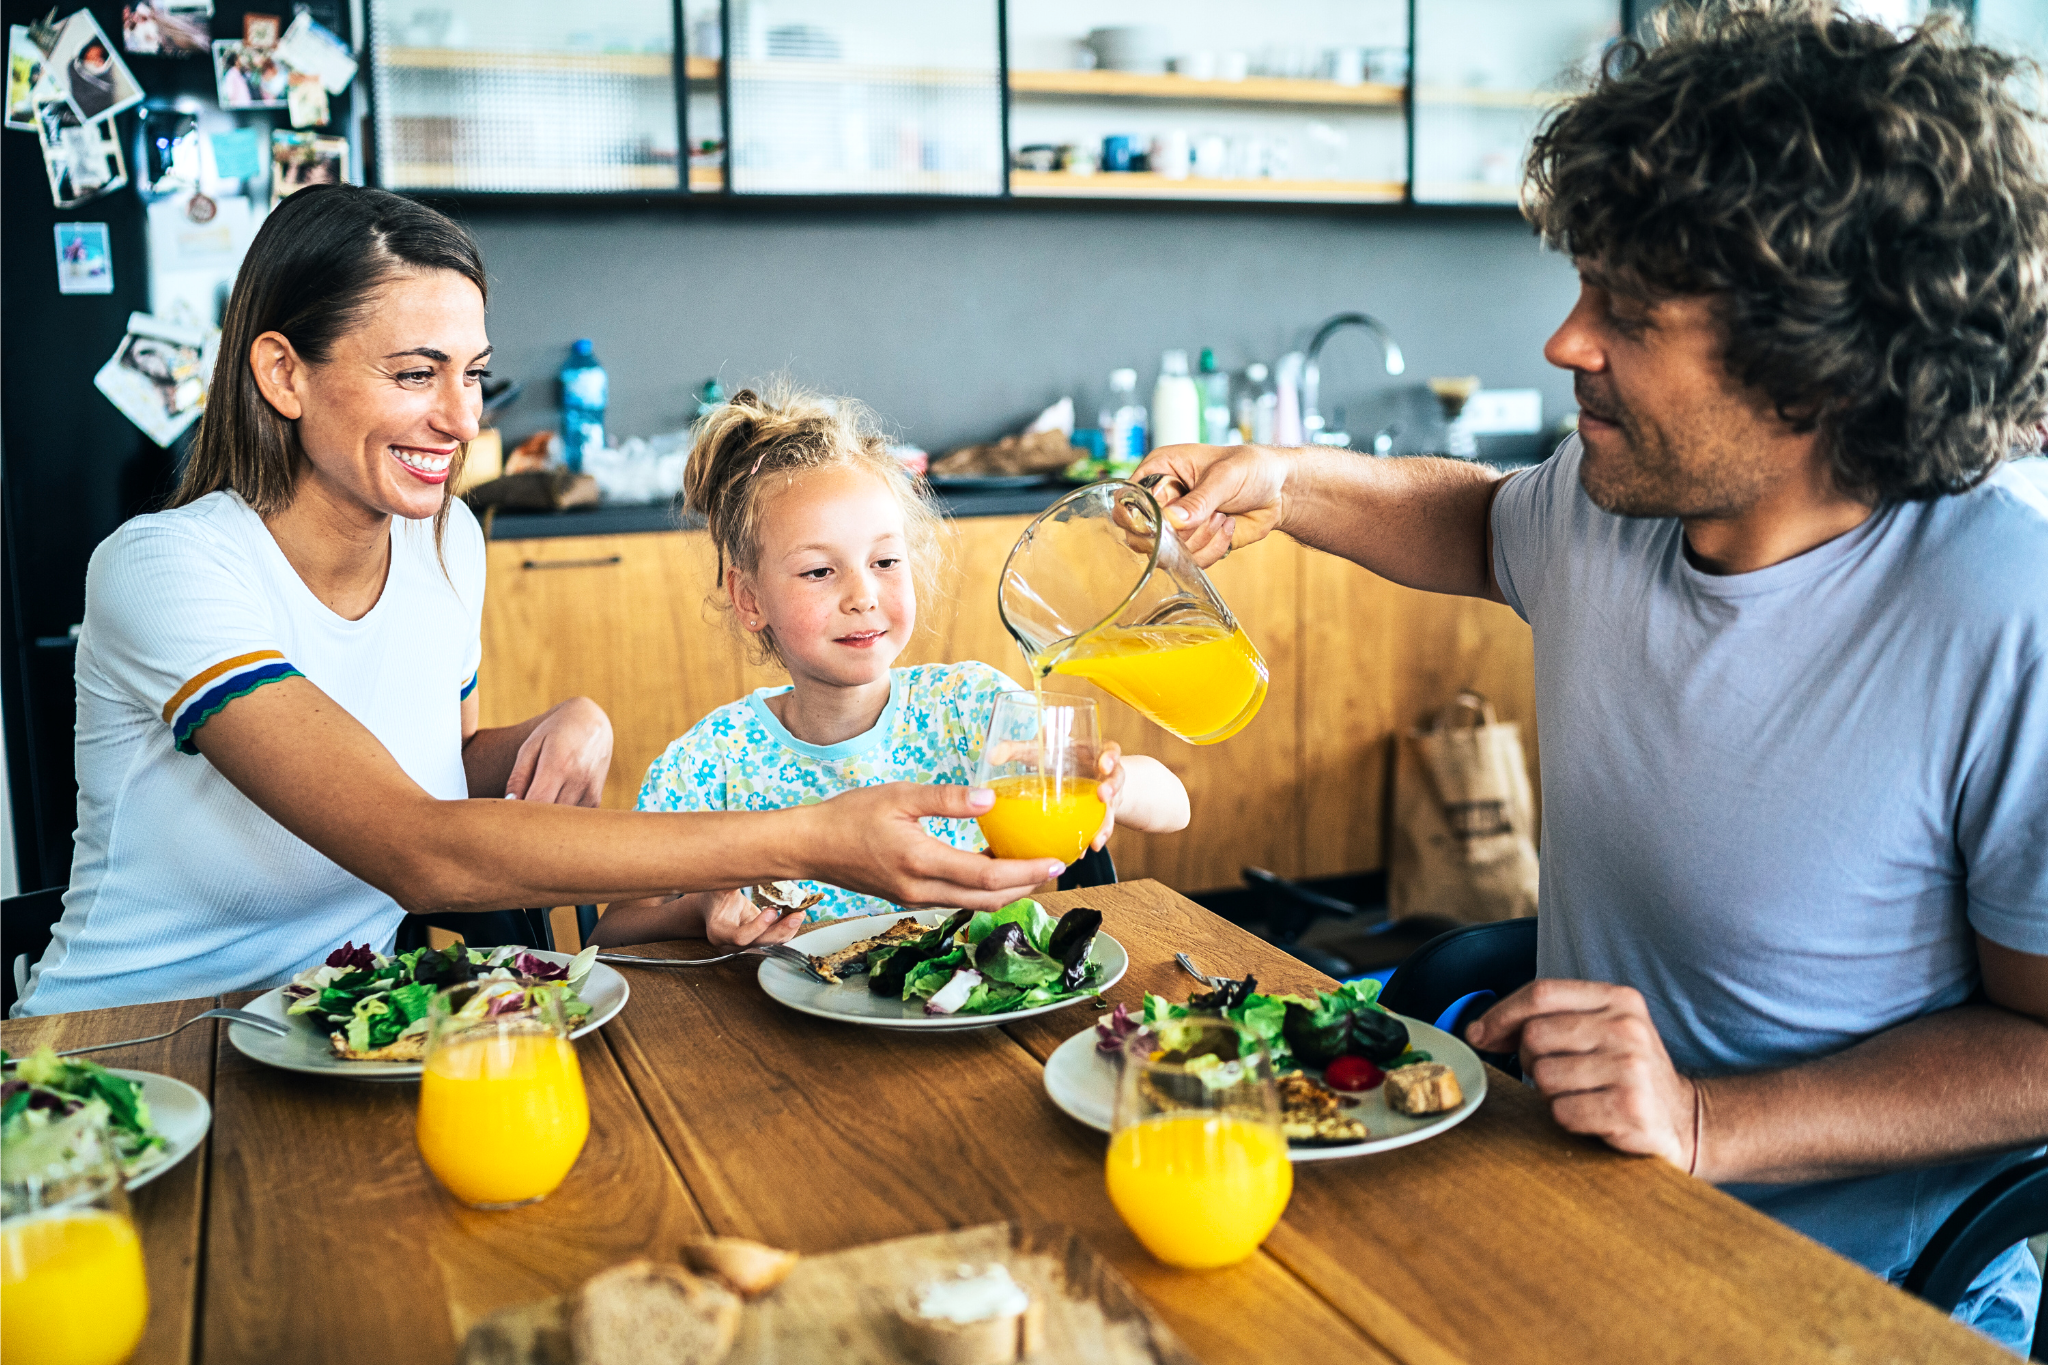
[1384,1062,1464,1116]
[682,1237,798,1300]
[569,1260,739,1365]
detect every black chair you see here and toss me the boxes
[1379,916,1540,1077]
[1240,866,1463,979]
[1058,846,1117,891]
[396,905,601,955]
[1902,1155,2047,1359]
[4,886,68,1018]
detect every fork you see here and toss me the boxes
[596,945,830,983]
[4,1007,290,1062]
[1175,952,1229,988]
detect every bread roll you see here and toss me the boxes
[569,1260,739,1365]
[682,1237,799,1299]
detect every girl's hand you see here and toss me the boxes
[701,889,806,947]
[1092,744,1125,850]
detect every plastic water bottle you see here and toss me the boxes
[1198,347,1233,444]
[1105,368,1147,468]
[1151,350,1200,449]
[559,339,608,473]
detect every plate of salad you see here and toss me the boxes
[1041,974,1486,1161]
[227,941,628,1080]
[1,1048,210,1189]
[761,900,1126,1031]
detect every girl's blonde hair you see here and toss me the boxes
[682,384,944,666]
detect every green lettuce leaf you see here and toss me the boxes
[903,948,969,1001]
[991,898,1059,953]
[389,981,436,1026]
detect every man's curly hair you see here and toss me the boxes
[1526,0,2048,502]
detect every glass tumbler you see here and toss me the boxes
[415,983,590,1209]
[1,1105,150,1365]
[1105,1014,1293,1269]
[973,690,1108,863]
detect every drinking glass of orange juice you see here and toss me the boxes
[2,1106,150,1365]
[998,481,1268,745]
[1105,1015,1293,1269]
[973,690,1108,863]
[415,983,590,1209]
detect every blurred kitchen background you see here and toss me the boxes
[5,0,2044,962]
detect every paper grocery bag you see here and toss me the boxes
[1388,691,1540,924]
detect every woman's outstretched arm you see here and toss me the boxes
[194,676,1062,914]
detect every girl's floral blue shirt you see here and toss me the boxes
[636,661,1020,922]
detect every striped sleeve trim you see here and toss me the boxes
[161,650,288,723]
[459,670,479,700]
[170,660,303,755]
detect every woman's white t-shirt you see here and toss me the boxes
[14,491,485,1016]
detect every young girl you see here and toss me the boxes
[592,387,1189,948]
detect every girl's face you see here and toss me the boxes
[733,464,917,690]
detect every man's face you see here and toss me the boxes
[1544,269,1801,520]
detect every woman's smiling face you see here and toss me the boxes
[281,268,490,523]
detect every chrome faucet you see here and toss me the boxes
[1302,312,1405,445]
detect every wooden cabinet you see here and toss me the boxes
[479,517,1534,893]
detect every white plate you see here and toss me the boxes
[1041,1012,1488,1161]
[114,1068,210,1190]
[226,952,630,1081]
[759,911,1128,1032]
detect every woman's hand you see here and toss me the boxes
[796,783,1064,909]
[506,697,612,807]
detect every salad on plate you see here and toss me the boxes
[807,898,1105,1018]
[284,940,599,1061]
[1,1047,168,1177]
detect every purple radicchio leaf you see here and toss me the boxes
[512,952,567,982]
[325,941,376,970]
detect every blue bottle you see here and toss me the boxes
[559,339,608,473]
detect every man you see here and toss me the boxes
[1136,1,2048,1350]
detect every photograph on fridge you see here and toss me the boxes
[212,38,287,109]
[274,12,356,94]
[270,128,346,199]
[6,25,47,129]
[286,71,326,127]
[45,9,143,123]
[93,313,212,447]
[242,12,279,48]
[54,221,114,295]
[36,98,128,208]
[122,1,214,58]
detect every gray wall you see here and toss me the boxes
[457,202,1583,459]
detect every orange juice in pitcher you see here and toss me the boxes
[1001,481,1267,745]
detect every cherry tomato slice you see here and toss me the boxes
[1323,1055,1385,1092]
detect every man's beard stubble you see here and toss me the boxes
[1573,378,1767,522]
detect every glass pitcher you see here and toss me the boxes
[998,480,1267,745]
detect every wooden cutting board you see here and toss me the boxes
[458,1223,1199,1365]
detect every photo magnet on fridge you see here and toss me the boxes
[212,39,287,109]
[271,128,346,199]
[241,13,280,48]
[6,25,47,129]
[274,13,355,94]
[122,1,213,58]
[37,98,128,208]
[94,312,214,447]
[55,221,114,294]
[286,71,326,127]
[44,10,144,124]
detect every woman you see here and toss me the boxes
[15,185,1057,1016]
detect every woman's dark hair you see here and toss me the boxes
[1526,0,2048,502]
[172,184,488,545]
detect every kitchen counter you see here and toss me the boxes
[483,481,1075,540]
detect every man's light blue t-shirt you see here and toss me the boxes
[1491,438,2048,1288]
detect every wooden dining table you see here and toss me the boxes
[2,879,2007,1364]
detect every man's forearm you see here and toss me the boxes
[1698,1001,2048,1184]
[1274,450,1505,599]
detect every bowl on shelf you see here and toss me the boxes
[1086,26,1168,74]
